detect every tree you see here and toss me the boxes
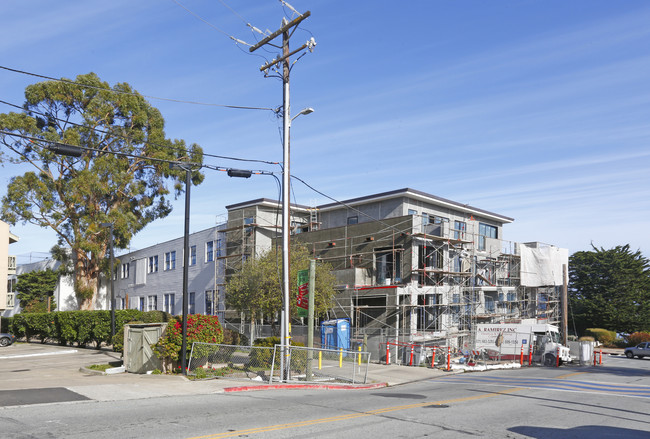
[569,244,650,335]
[226,244,337,338]
[15,269,59,313]
[0,73,203,309]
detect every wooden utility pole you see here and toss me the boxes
[249,11,313,382]
[561,263,568,345]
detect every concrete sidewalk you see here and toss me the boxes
[0,343,454,402]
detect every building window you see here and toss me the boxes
[454,221,466,240]
[189,292,196,314]
[121,263,129,279]
[147,295,158,311]
[139,297,145,311]
[347,216,358,225]
[164,251,176,271]
[375,249,401,284]
[407,209,417,216]
[244,216,254,234]
[148,255,158,273]
[117,297,125,310]
[206,241,214,262]
[205,290,215,315]
[422,213,430,225]
[190,245,197,266]
[164,293,175,314]
[216,238,222,258]
[478,223,498,251]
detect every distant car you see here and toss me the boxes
[624,342,650,359]
[0,333,16,347]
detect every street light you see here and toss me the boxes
[100,222,115,339]
[280,106,314,381]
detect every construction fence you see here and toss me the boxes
[188,342,371,384]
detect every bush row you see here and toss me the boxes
[9,310,172,349]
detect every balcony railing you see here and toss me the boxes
[8,255,16,274]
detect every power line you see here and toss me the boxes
[0,65,274,111]
[0,98,279,166]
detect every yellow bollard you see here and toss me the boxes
[339,348,343,368]
[318,351,322,370]
[358,346,362,365]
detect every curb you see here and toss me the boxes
[224,382,388,393]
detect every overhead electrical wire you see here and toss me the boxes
[0,65,273,111]
[0,98,279,166]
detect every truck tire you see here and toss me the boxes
[544,354,555,367]
[625,351,634,359]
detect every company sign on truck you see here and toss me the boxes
[475,319,571,366]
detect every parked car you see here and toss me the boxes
[0,333,16,347]
[624,342,650,359]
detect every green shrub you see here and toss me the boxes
[223,328,248,346]
[585,328,617,346]
[578,336,595,342]
[141,310,173,323]
[153,314,224,364]
[626,332,650,346]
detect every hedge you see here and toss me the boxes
[8,310,171,349]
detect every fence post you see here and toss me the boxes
[431,346,436,368]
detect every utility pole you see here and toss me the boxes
[249,10,314,382]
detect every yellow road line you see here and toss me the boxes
[188,388,522,439]
[555,371,588,380]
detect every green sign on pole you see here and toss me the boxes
[296,269,309,318]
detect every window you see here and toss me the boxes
[485,296,495,312]
[189,292,196,314]
[205,290,215,315]
[206,241,214,262]
[375,249,401,284]
[121,263,129,279]
[148,255,158,273]
[347,216,358,225]
[164,251,176,271]
[422,213,430,225]
[190,245,197,266]
[454,221,466,240]
[164,293,175,314]
[147,295,157,311]
[216,238,222,258]
[408,209,417,216]
[478,223,498,251]
[139,297,145,311]
[244,217,254,234]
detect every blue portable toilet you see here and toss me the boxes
[321,319,350,351]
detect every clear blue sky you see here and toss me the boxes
[2,1,649,263]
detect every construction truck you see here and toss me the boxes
[474,319,572,366]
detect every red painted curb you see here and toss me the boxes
[224,382,388,393]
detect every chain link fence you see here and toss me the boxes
[188,343,278,382]
[273,345,371,384]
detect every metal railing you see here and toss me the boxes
[187,343,277,382]
[272,345,371,384]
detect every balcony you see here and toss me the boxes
[8,255,16,275]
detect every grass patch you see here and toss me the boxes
[88,364,112,372]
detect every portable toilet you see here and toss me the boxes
[321,319,350,351]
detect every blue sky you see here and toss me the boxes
[2,0,649,263]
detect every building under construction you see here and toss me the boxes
[222,188,568,362]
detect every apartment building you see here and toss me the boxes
[1,220,19,317]
[112,225,225,319]
[222,188,567,356]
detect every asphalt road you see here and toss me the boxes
[1,352,648,438]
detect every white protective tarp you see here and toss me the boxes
[520,245,568,286]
